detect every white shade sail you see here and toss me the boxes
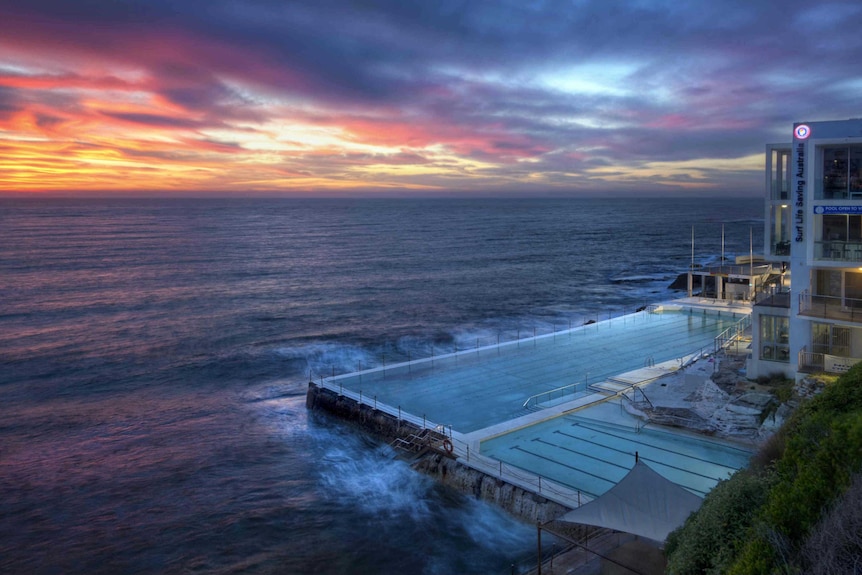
[557,460,703,542]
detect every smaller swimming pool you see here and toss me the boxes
[480,400,752,498]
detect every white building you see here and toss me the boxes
[749,118,862,380]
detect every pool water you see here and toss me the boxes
[480,400,752,498]
[328,308,745,433]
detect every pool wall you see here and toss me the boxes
[306,381,581,523]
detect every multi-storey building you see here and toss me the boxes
[749,119,862,380]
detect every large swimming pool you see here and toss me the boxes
[325,306,745,433]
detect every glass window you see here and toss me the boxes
[812,322,852,357]
[846,272,862,307]
[821,145,862,198]
[760,315,789,362]
[851,147,862,195]
[771,148,791,200]
[823,147,848,198]
[770,204,790,256]
[823,214,847,240]
[812,323,830,354]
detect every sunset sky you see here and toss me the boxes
[1,0,861,196]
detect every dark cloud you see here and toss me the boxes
[100,111,205,129]
[2,0,862,193]
[0,86,18,115]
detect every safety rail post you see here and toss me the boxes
[537,521,542,575]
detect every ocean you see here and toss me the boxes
[0,196,763,574]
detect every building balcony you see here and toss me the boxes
[755,291,790,308]
[798,347,862,374]
[799,290,862,323]
[772,241,790,256]
[813,240,862,262]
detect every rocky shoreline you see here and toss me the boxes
[626,350,826,447]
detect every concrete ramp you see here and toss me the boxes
[609,363,680,384]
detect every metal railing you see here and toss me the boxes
[714,313,751,354]
[320,379,454,437]
[798,346,862,374]
[310,305,662,383]
[522,381,588,410]
[695,263,773,277]
[447,434,594,508]
[799,290,862,323]
[813,240,862,262]
[798,347,824,373]
[313,379,593,510]
[621,385,654,411]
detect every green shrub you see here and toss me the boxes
[665,470,775,575]
[668,363,862,575]
[725,365,862,574]
[764,412,862,541]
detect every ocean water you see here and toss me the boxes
[0,196,763,574]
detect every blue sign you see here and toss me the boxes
[814,205,862,215]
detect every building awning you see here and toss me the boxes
[557,461,703,542]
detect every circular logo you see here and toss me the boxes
[795,124,811,139]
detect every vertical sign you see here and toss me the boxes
[793,124,810,242]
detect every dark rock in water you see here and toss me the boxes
[668,273,702,291]
[584,319,596,325]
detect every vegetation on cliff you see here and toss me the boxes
[665,364,862,574]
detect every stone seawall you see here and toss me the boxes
[306,382,571,524]
[412,454,570,523]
